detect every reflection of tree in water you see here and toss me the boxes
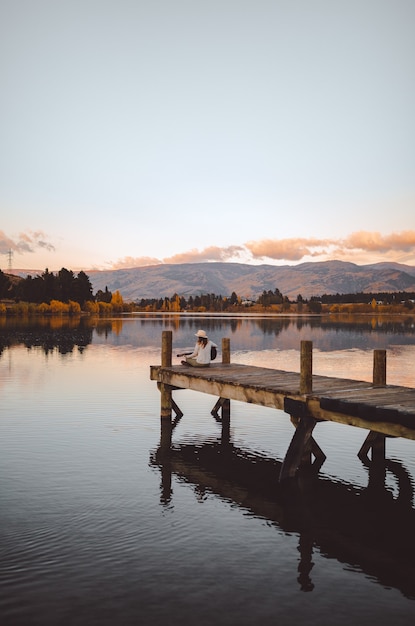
[137,316,247,336]
[0,317,94,356]
[253,315,415,337]
[253,317,292,336]
[320,316,415,335]
[93,320,117,338]
[135,313,415,339]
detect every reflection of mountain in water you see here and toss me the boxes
[86,313,415,353]
[151,434,415,599]
[0,318,96,355]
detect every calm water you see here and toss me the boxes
[1,314,415,626]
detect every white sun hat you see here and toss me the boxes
[195,329,208,338]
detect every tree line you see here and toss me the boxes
[0,268,126,315]
[136,289,319,312]
[2,267,414,314]
[319,291,415,305]
[0,268,98,304]
[136,288,415,313]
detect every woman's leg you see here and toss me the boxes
[184,357,209,367]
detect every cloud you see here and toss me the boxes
[0,230,56,256]
[105,230,415,270]
[244,231,415,262]
[29,230,55,252]
[245,237,329,261]
[111,245,246,268]
[341,230,415,253]
[164,245,246,264]
[111,256,163,269]
[0,230,18,254]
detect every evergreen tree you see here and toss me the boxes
[42,269,59,302]
[75,271,94,304]
[0,270,11,299]
[96,286,112,303]
[58,268,75,302]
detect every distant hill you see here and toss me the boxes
[88,261,415,300]
[11,260,415,300]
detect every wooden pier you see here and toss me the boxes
[150,331,415,482]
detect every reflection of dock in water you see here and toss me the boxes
[151,421,415,599]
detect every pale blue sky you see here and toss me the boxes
[1,0,414,271]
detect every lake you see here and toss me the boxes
[1,313,415,626]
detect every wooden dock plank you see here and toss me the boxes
[150,362,415,439]
[152,334,415,483]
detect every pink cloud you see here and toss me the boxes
[110,256,163,269]
[164,245,245,264]
[1,229,55,255]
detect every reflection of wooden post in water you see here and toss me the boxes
[220,399,231,446]
[159,417,173,504]
[297,532,315,592]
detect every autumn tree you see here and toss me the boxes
[111,290,124,312]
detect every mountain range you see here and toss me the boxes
[89,260,415,300]
[12,260,415,301]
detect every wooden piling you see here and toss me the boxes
[160,331,172,419]
[373,349,386,387]
[161,330,172,367]
[279,416,317,481]
[210,339,231,429]
[300,340,313,394]
[222,337,230,364]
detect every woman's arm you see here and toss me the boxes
[188,342,199,358]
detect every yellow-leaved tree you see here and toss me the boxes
[111,290,124,313]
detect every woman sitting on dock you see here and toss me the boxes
[180,330,217,367]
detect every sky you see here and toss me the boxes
[1,0,414,272]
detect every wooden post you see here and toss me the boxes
[300,340,313,394]
[161,330,172,367]
[284,400,326,472]
[373,349,386,387]
[210,339,231,428]
[279,416,317,482]
[222,337,230,364]
[160,330,172,419]
[160,385,172,419]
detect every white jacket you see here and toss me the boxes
[190,340,217,364]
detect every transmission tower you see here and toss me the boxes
[7,249,13,272]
